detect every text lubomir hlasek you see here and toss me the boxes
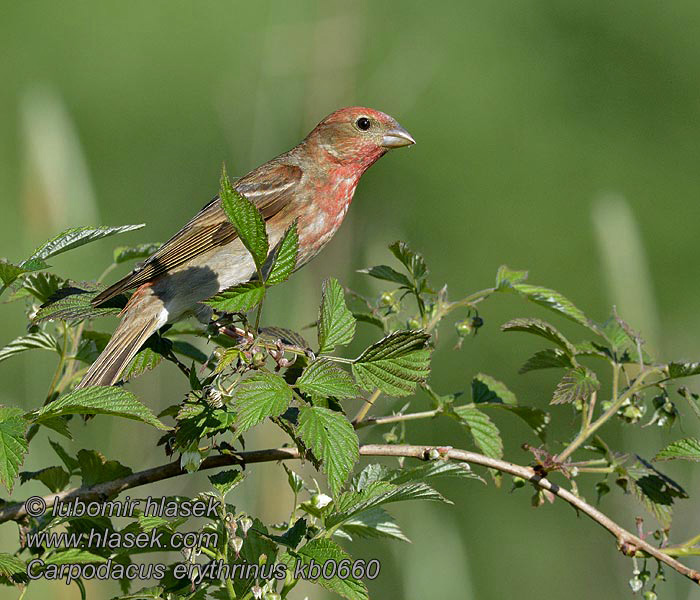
[51,495,220,518]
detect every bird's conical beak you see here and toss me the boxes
[382,125,416,148]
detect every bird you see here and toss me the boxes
[76,107,415,389]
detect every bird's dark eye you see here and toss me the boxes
[356,117,371,131]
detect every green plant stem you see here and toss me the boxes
[351,388,382,425]
[354,408,440,429]
[424,287,495,333]
[46,322,70,399]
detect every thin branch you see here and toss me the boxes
[1,444,698,585]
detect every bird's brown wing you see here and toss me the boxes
[92,163,302,306]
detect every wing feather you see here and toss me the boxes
[92,162,302,305]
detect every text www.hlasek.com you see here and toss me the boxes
[24,495,381,585]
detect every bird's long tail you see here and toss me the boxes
[76,290,166,389]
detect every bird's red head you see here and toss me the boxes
[305,106,415,174]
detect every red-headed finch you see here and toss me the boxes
[77,107,415,388]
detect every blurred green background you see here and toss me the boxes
[2,1,700,598]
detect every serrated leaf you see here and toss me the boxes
[327,481,450,529]
[551,368,600,405]
[297,360,359,399]
[208,469,245,497]
[388,241,427,280]
[358,265,412,288]
[21,272,66,303]
[624,458,687,526]
[519,348,575,373]
[33,284,123,323]
[453,405,503,460]
[495,265,528,289]
[386,461,479,485]
[475,403,549,442]
[205,282,265,313]
[49,439,79,472]
[297,406,359,495]
[20,465,70,493]
[234,373,292,434]
[0,258,48,288]
[272,518,307,548]
[512,283,589,327]
[0,553,26,578]
[0,406,28,493]
[220,165,268,270]
[43,548,107,565]
[266,221,298,285]
[501,317,576,355]
[122,335,172,381]
[113,242,162,264]
[341,507,410,542]
[295,539,368,600]
[77,449,132,487]
[667,362,700,379]
[471,373,517,405]
[318,278,356,354]
[27,224,144,262]
[0,331,60,364]
[352,330,431,397]
[34,387,170,430]
[654,438,700,462]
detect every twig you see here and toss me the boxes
[1,444,697,585]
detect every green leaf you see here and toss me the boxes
[77,449,132,487]
[0,331,60,364]
[0,406,28,493]
[208,469,245,497]
[19,465,70,493]
[121,335,173,381]
[21,272,66,303]
[551,368,600,405]
[297,406,359,495]
[49,439,79,472]
[471,373,517,406]
[295,539,368,600]
[266,221,298,285]
[43,548,107,565]
[297,360,359,400]
[512,283,589,327]
[113,242,162,264]
[388,241,427,281]
[27,224,144,262]
[327,481,450,529]
[204,282,265,313]
[0,258,48,288]
[624,458,687,527]
[501,317,576,355]
[667,362,700,379]
[220,165,268,270]
[33,284,123,323]
[654,438,700,462]
[318,278,356,354]
[34,387,170,430]
[495,265,528,289]
[341,507,410,542]
[0,553,26,578]
[519,348,575,374]
[234,373,292,434]
[453,405,503,460]
[352,330,431,397]
[385,461,479,485]
[473,403,549,442]
[358,265,412,288]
